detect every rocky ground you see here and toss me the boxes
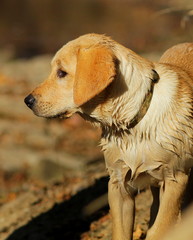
[0,53,159,240]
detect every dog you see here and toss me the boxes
[24,34,193,240]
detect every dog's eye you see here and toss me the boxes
[57,69,67,78]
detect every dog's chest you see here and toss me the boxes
[100,112,193,189]
[100,133,176,189]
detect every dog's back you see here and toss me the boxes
[160,43,193,81]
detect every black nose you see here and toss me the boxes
[24,94,36,109]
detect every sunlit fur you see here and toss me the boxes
[27,34,193,240]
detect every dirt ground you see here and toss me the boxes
[0,168,152,240]
[0,165,152,240]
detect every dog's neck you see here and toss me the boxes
[107,51,159,134]
[101,77,158,139]
[79,50,159,138]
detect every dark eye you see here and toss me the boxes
[57,69,67,78]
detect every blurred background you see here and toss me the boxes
[0,0,192,239]
[0,0,193,58]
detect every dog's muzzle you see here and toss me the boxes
[24,94,36,109]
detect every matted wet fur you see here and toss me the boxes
[24,34,193,240]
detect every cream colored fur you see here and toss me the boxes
[25,34,193,240]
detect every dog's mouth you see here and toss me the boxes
[52,111,73,119]
[48,111,73,119]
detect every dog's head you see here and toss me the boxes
[24,34,117,119]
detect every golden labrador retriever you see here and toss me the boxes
[24,34,193,240]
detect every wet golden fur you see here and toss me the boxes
[25,34,193,240]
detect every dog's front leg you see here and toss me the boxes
[108,177,135,240]
[146,171,189,240]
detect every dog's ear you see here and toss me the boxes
[74,46,116,106]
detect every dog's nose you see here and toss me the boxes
[24,94,36,109]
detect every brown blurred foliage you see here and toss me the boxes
[0,0,192,58]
